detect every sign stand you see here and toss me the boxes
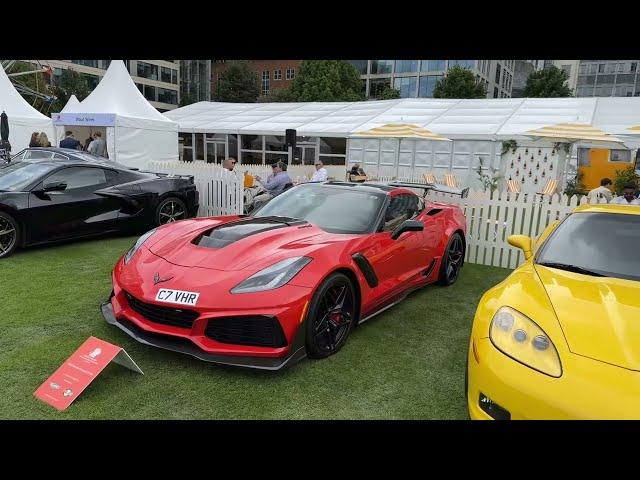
[34,336,143,411]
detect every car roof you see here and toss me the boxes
[574,204,640,215]
[17,148,136,171]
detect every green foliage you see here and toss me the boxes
[433,66,487,99]
[563,170,586,196]
[613,165,640,195]
[8,62,54,114]
[214,61,260,103]
[553,142,572,155]
[501,140,518,155]
[476,157,503,193]
[179,92,195,107]
[374,85,401,100]
[277,60,366,102]
[523,66,574,97]
[49,69,91,112]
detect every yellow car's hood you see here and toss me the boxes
[535,265,640,371]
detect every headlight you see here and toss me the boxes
[123,228,157,264]
[489,306,562,377]
[231,256,312,294]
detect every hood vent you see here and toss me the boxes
[195,216,307,249]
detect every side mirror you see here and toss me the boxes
[508,234,533,260]
[42,181,67,192]
[391,219,424,240]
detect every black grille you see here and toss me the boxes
[205,316,287,348]
[125,292,199,329]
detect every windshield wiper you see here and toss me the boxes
[537,262,607,277]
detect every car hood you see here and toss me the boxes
[147,216,352,271]
[535,265,640,371]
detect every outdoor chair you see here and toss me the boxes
[444,173,460,188]
[423,172,437,184]
[507,179,521,194]
[538,178,558,196]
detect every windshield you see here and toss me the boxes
[254,184,386,234]
[536,212,640,281]
[0,162,56,192]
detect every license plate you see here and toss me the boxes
[155,289,200,307]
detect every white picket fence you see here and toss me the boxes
[146,161,607,270]
[425,189,606,269]
[148,161,244,216]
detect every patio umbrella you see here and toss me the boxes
[351,123,451,179]
[525,122,623,146]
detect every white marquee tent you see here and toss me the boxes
[54,60,178,169]
[0,63,55,153]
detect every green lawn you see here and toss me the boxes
[0,236,510,419]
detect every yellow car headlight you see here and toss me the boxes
[489,306,562,378]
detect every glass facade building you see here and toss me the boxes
[576,60,640,97]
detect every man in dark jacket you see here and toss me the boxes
[59,131,81,150]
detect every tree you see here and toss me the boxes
[613,165,640,195]
[523,66,574,97]
[49,69,91,112]
[214,61,260,103]
[433,65,487,99]
[277,60,366,102]
[374,85,401,100]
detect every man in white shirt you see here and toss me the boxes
[311,160,328,182]
[611,184,640,205]
[222,157,238,177]
[587,177,613,203]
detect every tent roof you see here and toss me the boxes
[67,60,173,123]
[60,94,80,113]
[165,97,640,140]
[0,62,51,121]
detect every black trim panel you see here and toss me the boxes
[352,253,378,288]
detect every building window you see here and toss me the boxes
[144,84,156,102]
[598,63,605,73]
[137,61,158,81]
[350,60,368,75]
[449,60,475,69]
[610,150,631,162]
[494,87,499,98]
[393,76,417,98]
[161,66,173,83]
[369,78,392,98]
[370,60,393,75]
[286,68,295,80]
[495,64,502,84]
[561,64,572,76]
[395,60,419,73]
[262,70,270,95]
[157,87,178,105]
[418,75,441,97]
[71,60,99,68]
[274,69,282,80]
[632,62,638,73]
[421,60,446,72]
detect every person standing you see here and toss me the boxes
[29,132,40,147]
[87,131,107,157]
[611,184,640,205]
[59,131,82,150]
[587,178,613,202]
[311,160,328,182]
[38,132,51,147]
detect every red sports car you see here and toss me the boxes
[101,181,468,369]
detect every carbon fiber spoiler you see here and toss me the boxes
[386,181,469,198]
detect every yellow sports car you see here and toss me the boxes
[467,204,640,419]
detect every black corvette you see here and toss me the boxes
[0,148,199,259]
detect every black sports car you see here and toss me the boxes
[0,148,199,259]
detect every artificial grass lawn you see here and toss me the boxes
[0,236,510,419]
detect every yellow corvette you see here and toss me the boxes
[467,204,640,419]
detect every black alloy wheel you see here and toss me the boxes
[0,212,18,259]
[157,197,187,225]
[438,232,464,286]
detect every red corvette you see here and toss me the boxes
[101,181,468,369]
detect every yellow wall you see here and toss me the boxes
[578,148,634,190]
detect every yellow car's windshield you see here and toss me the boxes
[536,212,640,282]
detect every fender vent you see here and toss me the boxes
[426,208,443,216]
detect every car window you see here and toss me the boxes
[44,167,108,190]
[0,162,57,191]
[53,153,70,161]
[382,194,419,232]
[24,150,54,160]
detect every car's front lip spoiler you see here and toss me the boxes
[100,301,307,371]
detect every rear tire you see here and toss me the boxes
[437,232,464,286]
[156,197,187,226]
[0,212,19,259]
[305,273,357,359]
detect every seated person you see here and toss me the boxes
[587,177,613,202]
[611,183,640,205]
[349,163,366,182]
[311,160,328,182]
[253,161,292,207]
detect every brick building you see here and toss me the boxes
[211,60,301,98]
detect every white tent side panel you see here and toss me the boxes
[114,125,178,168]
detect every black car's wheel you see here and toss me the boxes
[305,273,357,359]
[156,197,187,225]
[0,212,19,259]
[438,232,464,286]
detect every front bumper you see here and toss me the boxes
[101,301,306,370]
[468,337,640,419]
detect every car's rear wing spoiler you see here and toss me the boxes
[386,181,469,199]
[142,171,195,184]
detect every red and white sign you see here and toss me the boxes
[34,336,143,411]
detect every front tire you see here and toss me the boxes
[0,212,19,259]
[438,232,464,286]
[305,273,357,359]
[156,197,187,226]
